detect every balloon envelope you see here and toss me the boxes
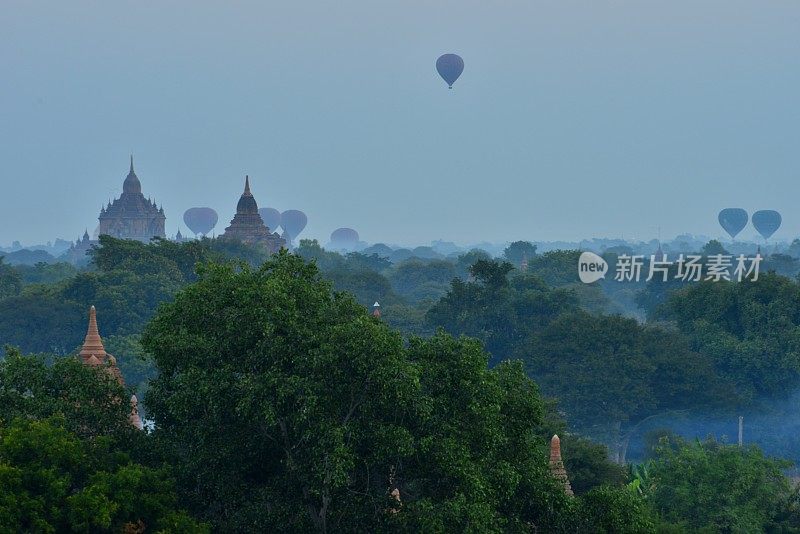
[258,207,282,232]
[718,208,748,239]
[183,207,218,236]
[280,210,307,239]
[331,228,359,243]
[752,210,782,240]
[436,54,464,88]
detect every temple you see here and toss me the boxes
[79,305,143,430]
[549,434,573,496]
[63,229,94,266]
[221,176,284,252]
[98,156,166,242]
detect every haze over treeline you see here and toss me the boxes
[3,1,800,245]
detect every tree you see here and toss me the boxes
[578,485,656,533]
[0,349,133,441]
[0,295,85,355]
[0,257,22,299]
[503,241,537,266]
[294,239,346,272]
[388,259,456,303]
[658,273,800,403]
[0,417,207,533]
[454,248,491,278]
[561,437,628,495]
[325,267,397,307]
[12,261,77,286]
[527,250,582,287]
[520,311,726,462]
[648,437,795,532]
[427,260,576,365]
[701,239,728,256]
[141,252,582,531]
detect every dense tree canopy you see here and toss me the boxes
[659,273,800,403]
[646,437,798,532]
[0,350,205,532]
[141,252,642,532]
[503,241,538,266]
[0,257,22,299]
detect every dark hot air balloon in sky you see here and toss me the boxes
[752,210,782,240]
[183,207,218,236]
[258,207,282,232]
[279,210,307,241]
[718,208,748,239]
[331,228,359,244]
[436,54,464,89]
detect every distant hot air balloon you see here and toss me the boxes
[183,207,218,237]
[436,54,464,89]
[752,210,782,240]
[258,207,282,232]
[279,210,308,242]
[331,228,359,244]
[718,208,748,239]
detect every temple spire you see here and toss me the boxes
[130,154,134,174]
[244,175,251,195]
[130,394,144,430]
[549,435,573,496]
[79,305,107,364]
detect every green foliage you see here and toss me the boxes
[427,259,577,365]
[0,296,85,354]
[13,261,78,286]
[648,437,795,532]
[388,259,456,304]
[578,485,656,533]
[102,334,157,405]
[0,258,22,299]
[325,267,396,307]
[702,239,729,256]
[659,273,800,402]
[562,436,628,495]
[527,250,582,287]
[503,241,537,266]
[521,311,726,460]
[455,248,492,278]
[295,238,347,271]
[141,252,579,531]
[0,417,207,533]
[0,348,133,441]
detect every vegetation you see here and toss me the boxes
[3,236,800,530]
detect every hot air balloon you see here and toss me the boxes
[183,207,218,237]
[436,54,464,89]
[258,207,282,232]
[279,210,308,243]
[331,228,359,244]
[718,208,748,239]
[752,210,782,240]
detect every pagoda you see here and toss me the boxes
[79,305,144,430]
[98,156,166,242]
[549,435,573,496]
[221,176,284,253]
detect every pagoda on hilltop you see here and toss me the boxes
[98,156,166,242]
[221,176,284,252]
[79,305,144,430]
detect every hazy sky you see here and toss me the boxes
[2,1,799,246]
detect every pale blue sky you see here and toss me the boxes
[2,1,799,246]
